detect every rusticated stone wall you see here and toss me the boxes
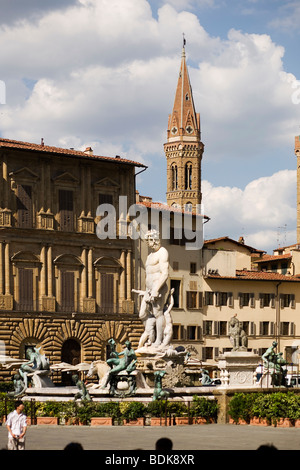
[0,311,144,380]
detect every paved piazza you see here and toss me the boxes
[0,423,300,451]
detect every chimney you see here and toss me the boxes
[84,147,93,155]
[41,138,44,147]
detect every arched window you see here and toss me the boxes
[171,164,178,190]
[61,339,81,385]
[185,162,192,190]
[184,202,193,213]
[62,339,81,366]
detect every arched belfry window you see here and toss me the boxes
[185,162,192,190]
[171,164,178,190]
[184,202,193,213]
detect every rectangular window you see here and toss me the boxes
[186,291,197,309]
[173,261,179,271]
[18,268,33,310]
[187,326,196,340]
[61,271,75,313]
[170,279,181,308]
[204,291,214,305]
[281,294,295,308]
[242,322,250,336]
[59,189,74,231]
[219,321,227,336]
[99,193,113,205]
[17,184,33,228]
[280,322,289,336]
[172,324,180,340]
[260,321,269,336]
[190,262,197,274]
[260,293,271,308]
[100,273,114,314]
[239,293,250,307]
[203,320,212,335]
[219,292,228,306]
[202,347,213,360]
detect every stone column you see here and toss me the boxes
[81,247,87,301]
[0,241,3,295]
[126,249,132,300]
[47,245,53,297]
[4,241,10,295]
[40,245,46,297]
[0,241,13,310]
[88,247,93,298]
[120,250,126,301]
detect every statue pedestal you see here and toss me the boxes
[217,351,261,388]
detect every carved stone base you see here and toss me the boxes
[218,351,261,388]
[77,216,95,233]
[82,298,96,313]
[40,296,56,312]
[121,300,135,314]
[37,210,54,230]
[0,294,13,310]
[0,209,12,227]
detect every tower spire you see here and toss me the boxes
[164,43,204,212]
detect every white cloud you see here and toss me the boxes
[1,1,297,160]
[268,1,300,32]
[0,0,299,254]
[192,29,299,164]
[154,0,215,11]
[202,170,297,253]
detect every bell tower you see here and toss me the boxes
[164,43,204,212]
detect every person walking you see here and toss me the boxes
[5,400,27,450]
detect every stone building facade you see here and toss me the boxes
[0,138,146,379]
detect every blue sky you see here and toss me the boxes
[0,0,299,252]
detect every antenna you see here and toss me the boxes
[277,224,287,247]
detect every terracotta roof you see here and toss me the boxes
[0,138,146,168]
[205,269,300,282]
[273,242,300,252]
[255,253,292,263]
[203,236,265,253]
[137,201,210,219]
